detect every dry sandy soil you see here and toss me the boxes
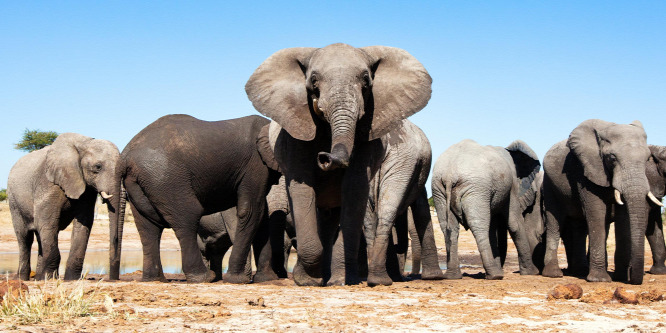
[0,201,665,332]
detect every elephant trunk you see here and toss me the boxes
[615,167,650,285]
[318,109,356,171]
[108,181,126,281]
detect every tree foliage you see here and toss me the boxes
[0,189,6,202]
[14,129,58,152]
[428,196,435,207]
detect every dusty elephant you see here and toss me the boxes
[8,133,121,280]
[542,119,662,284]
[246,43,433,286]
[112,114,280,283]
[431,139,541,279]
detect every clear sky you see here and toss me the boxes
[1,1,664,190]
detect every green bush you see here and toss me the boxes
[0,189,6,202]
[14,129,58,152]
[428,196,434,207]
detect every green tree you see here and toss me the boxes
[428,196,435,208]
[0,189,6,202]
[14,129,58,152]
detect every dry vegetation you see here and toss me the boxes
[0,201,665,331]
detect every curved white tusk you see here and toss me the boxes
[648,191,664,207]
[312,98,324,118]
[614,189,624,205]
[100,191,113,200]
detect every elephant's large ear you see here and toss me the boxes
[245,47,318,141]
[650,145,666,176]
[567,119,613,187]
[45,133,90,199]
[506,140,541,211]
[360,46,432,140]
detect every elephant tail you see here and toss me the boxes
[445,179,453,224]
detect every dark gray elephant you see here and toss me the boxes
[431,139,541,280]
[112,114,280,283]
[542,119,662,284]
[197,208,253,281]
[8,133,121,280]
[645,145,666,274]
[246,43,433,286]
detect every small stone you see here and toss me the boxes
[548,284,583,300]
[612,287,638,305]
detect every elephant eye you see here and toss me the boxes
[362,72,371,88]
[608,154,617,162]
[93,163,103,173]
[310,73,319,90]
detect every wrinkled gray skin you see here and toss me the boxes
[542,119,658,285]
[644,145,666,274]
[431,139,541,280]
[247,43,432,286]
[7,133,120,280]
[197,208,252,281]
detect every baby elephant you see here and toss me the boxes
[8,133,121,280]
[432,139,541,279]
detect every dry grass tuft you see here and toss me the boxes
[0,276,106,325]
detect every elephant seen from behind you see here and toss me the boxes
[112,114,280,283]
[8,133,121,280]
[431,139,541,280]
[246,43,433,286]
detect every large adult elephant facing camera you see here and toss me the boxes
[8,133,121,280]
[246,43,433,286]
[542,119,663,285]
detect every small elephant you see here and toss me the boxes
[431,139,541,280]
[246,43,433,286]
[645,145,666,274]
[112,114,280,283]
[197,208,252,281]
[523,171,546,271]
[542,119,662,285]
[8,133,121,280]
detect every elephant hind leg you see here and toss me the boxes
[16,227,34,281]
[410,191,444,280]
[132,206,167,282]
[464,199,503,280]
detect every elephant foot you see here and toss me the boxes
[485,271,504,280]
[64,270,83,281]
[367,271,393,287]
[443,269,462,280]
[326,274,345,286]
[141,275,168,283]
[35,270,59,281]
[421,267,445,280]
[649,265,666,275]
[542,264,563,278]
[223,271,252,284]
[186,270,216,283]
[586,269,612,283]
[253,270,280,283]
[275,267,289,279]
[519,264,539,276]
[566,265,589,277]
[293,263,323,287]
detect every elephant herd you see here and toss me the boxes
[6,43,666,288]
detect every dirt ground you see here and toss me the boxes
[0,201,665,332]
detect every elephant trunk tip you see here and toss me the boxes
[317,144,350,171]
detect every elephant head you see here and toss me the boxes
[505,139,541,211]
[245,43,432,171]
[647,145,666,200]
[45,133,120,200]
[567,119,656,284]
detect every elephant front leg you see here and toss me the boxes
[224,191,265,284]
[252,214,280,283]
[288,180,324,287]
[582,193,612,282]
[64,215,93,280]
[340,175,369,286]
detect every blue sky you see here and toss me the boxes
[1,1,664,190]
